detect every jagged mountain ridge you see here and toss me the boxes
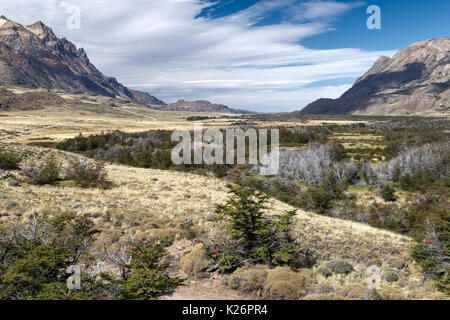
[298,37,450,116]
[0,16,166,106]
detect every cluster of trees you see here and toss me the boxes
[0,214,181,300]
[277,143,348,186]
[275,142,449,198]
[204,184,315,273]
[278,127,329,146]
[54,127,329,179]
[377,143,449,188]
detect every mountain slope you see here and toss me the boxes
[0,16,165,106]
[298,38,450,116]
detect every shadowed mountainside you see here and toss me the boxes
[298,37,450,116]
[0,16,166,107]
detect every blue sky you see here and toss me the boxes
[0,0,449,112]
[199,0,450,50]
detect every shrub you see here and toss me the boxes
[378,184,398,202]
[216,184,271,254]
[0,151,21,170]
[383,271,399,283]
[20,154,60,185]
[226,265,269,293]
[317,266,332,278]
[118,241,183,300]
[262,267,313,300]
[179,244,212,279]
[324,258,354,274]
[308,186,334,213]
[216,252,242,274]
[64,158,111,189]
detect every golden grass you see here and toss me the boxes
[0,143,446,299]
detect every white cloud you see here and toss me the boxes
[0,0,394,112]
[295,0,365,20]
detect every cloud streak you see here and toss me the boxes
[0,0,394,112]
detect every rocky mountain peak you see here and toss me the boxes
[0,16,165,107]
[298,37,450,116]
[26,21,57,41]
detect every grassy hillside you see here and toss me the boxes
[0,143,446,299]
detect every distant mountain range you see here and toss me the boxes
[150,99,253,114]
[0,16,247,114]
[298,37,450,116]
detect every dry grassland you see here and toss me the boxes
[0,143,446,299]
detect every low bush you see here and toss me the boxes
[383,271,399,283]
[377,184,398,202]
[317,266,332,278]
[20,154,60,185]
[226,265,269,293]
[179,244,212,279]
[0,151,21,170]
[64,159,111,189]
[324,259,354,274]
[307,186,334,213]
[0,213,106,300]
[262,267,313,300]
